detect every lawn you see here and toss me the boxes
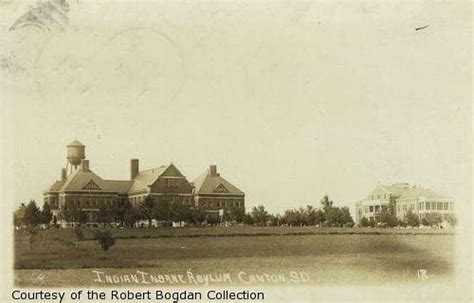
[14,226,455,287]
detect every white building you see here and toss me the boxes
[355,183,454,225]
[395,187,454,221]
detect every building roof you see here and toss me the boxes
[366,183,410,199]
[67,139,84,146]
[398,187,452,201]
[44,180,65,193]
[127,165,169,194]
[103,180,133,194]
[364,183,452,202]
[193,169,244,196]
[44,163,189,195]
[59,167,110,192]
[379,183,410,195]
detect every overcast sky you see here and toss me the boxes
[1,1,471,215]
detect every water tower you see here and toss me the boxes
[66,139,85,173]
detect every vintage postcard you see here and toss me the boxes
[0,0,472,302]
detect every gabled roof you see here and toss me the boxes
[127,164,171,194]
[59,168,109,192]
[193,170,244,195]
[104,180,133,194]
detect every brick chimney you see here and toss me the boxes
[210,165,218,177]
[61,168,67,181]
[80,159,89,172]
[130,159,139,180]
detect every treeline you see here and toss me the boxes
[14,200,53,227]
[360,209,457,228]
[244,195,354,227]
[13,195,353,228]
[13,197,246,228]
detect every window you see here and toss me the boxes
[82,180,102,190]
[437,202,443,210]
[444,202,449,210]
[214,183,229,193]
[426,203,431,210]
[450,203,454,210]
[369,206,374,212]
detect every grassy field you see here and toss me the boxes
[14,226,455,287]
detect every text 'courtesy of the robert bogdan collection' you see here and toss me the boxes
[11,289,266,303]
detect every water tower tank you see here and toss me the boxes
[67,139,85,168]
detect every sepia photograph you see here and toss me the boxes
[0,0,472,302]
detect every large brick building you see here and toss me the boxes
[43,140,245,226]
[192,165,245,215]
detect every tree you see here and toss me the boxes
[98,207,111,227]
[326,207,343,227]
[110,200,127,226]
[170,202,192,223]
[339,207,354,227]
[405,210,420,227]
[226,207,245,223]
[122,202,140,227]
[63,206,87,226]
[421,217,430,226]
[189,207,207,225]
[250,205,269,226]
[304,205,324,226]
[154,200,171,222]
[444,213,457,227]
[320,195,333,216]
[94,230,116,256]
[378,209,398,227]
[320,195,340,226]
[425,212,443,227]
[359,217,370,227]
[268,214,281,226]
[368,218,376,228]
[388,196,397,215]
[40,202,53,226]
[139,196,155,228]
[73,226,84,247]
[243,213,254,225]
[23,200,41,227]
[13,203,27,228]
[76,209,88,226]
[314,209,325,226]
[206,215,219,225]
[282,209,302,226]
